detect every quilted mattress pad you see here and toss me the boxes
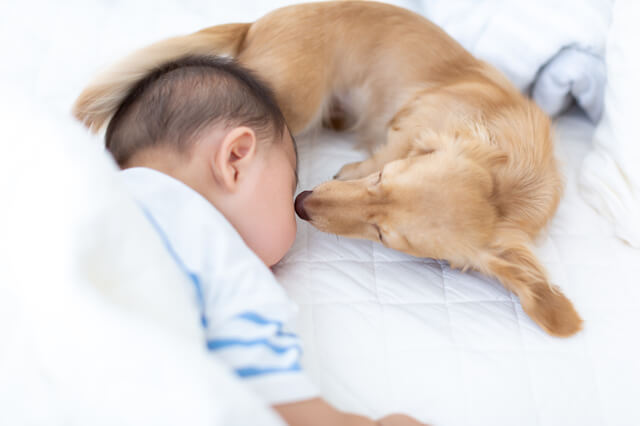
[274,110,640,426]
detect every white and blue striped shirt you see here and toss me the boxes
[121,167,317,405]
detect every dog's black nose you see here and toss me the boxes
[295,190,313,221]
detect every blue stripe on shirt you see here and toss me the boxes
[236,361,302,378]
[208,312,303,378]
[235,311,298,338]
[207,337,301,354]
[140,206,208,328]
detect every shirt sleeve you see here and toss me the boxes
[120,167,318,405]
[204,308,318,405]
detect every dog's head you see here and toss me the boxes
[295,135,507,262]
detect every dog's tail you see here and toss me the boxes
[477,225,583,337]
[72,23,251,132]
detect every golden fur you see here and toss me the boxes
[73,1,582,336]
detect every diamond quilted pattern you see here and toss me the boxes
[274,110,640,425]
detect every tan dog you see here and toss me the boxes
[73,1,582,337]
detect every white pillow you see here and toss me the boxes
[0,94,283,426]
[579,0,640,248]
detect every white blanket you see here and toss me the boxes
[0,94,284,426]
[579,0,640,248]
[411,0,611,121]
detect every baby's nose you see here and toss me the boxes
[295,190,312,221]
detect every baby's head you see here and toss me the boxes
[106,56,298,266]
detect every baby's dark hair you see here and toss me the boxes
[105,55,287,167]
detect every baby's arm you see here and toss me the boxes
[274,397,426,426]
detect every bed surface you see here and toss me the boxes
[6,1,638,424]
[275,110,640,426]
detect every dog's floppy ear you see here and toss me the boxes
[450,122,508,169]
[459,139,509,170]
[479,226,583,337]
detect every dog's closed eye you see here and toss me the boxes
[367,171,384,194]
[372,223,384,242]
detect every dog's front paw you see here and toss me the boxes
[334,161,367,180]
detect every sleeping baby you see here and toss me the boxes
[112,55,423,426]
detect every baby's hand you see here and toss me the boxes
[274,398,428,426]
[378,414,429,426]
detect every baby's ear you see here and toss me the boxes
[213,126,257,191]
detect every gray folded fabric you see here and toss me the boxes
[532,46,606,122]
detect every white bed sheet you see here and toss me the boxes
[274,110,640,426]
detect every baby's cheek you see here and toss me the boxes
[272,203,297,258]
[283,210,297,250]
[254,197,294,266]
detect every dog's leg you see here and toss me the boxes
[334,138,412,180]
[334,97,450,180]
[478,227,583,337]
[333,120,425,180]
